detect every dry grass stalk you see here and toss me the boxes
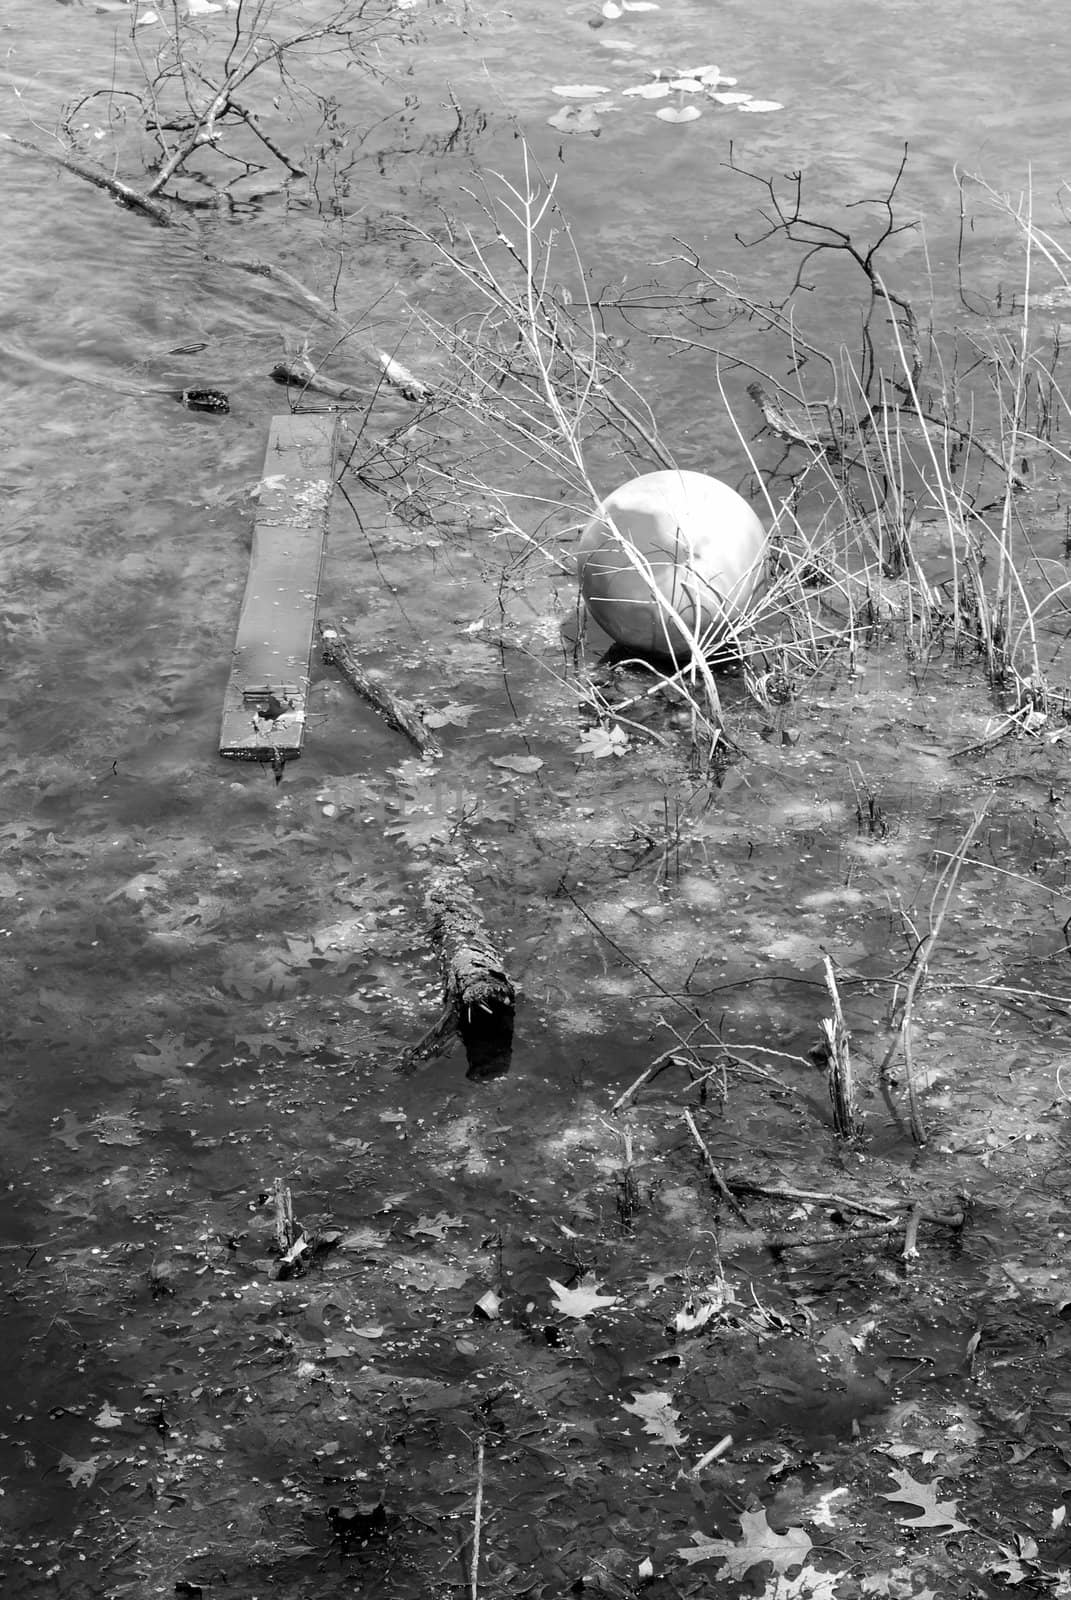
[878,806,988,1144]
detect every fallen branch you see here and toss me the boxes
[767,1207,964,1253]
[212,255,435,400]
[0,130,173,225]
[610,1047,705,1112]
[767,1221,901,1250]
[683,1109,750,1225]
[319,622,442,757]
[728,1178,963,1230]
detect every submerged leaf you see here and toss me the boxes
[489,753,544,773]
[880,1469,970,1532]
[622,1,660,8]
[740,99,784,113]
[423,702,477,729]
[656,104,702,122]
[576,724,630,758]
[59,1453,105,1488]
[548,1277,619,1318]
[624,1389,687,1445]
[678,1509,812,1578]
[764,1567,845,1599]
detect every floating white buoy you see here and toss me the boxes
[577,469,766,657]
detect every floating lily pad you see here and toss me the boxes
[551,83,610,98]
[710,90,753,105]
[739,98,784,113]
[656,104,702,122]
[668,78,705,92]
[623,81,671,98]
[548,104,602,135]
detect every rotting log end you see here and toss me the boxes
[459,995,515,1081]
[425,869,516,1079]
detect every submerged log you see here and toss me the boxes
[416,867,515,1080]
[319,622,441,757]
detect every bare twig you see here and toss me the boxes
[878,806,988,1143]
[682,1110,750,1225]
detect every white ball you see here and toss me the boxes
[577,469,766,656]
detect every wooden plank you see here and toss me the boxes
[219,413,339,766]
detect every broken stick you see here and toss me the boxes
[683,1109,750,1225]
[319,622,441,757]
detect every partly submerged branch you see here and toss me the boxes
[0,130,173,225]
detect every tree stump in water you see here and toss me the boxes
[425,867,515,1080]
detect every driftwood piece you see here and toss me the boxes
[0,131,173,225]
[406,867,515,1080]
[319,622,441,757]
[272,357,366,405]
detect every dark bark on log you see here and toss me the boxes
[424,867,515,1080]
[0,132,173,225]
[319,623,442,757]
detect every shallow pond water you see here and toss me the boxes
[5,2,1071,1596]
